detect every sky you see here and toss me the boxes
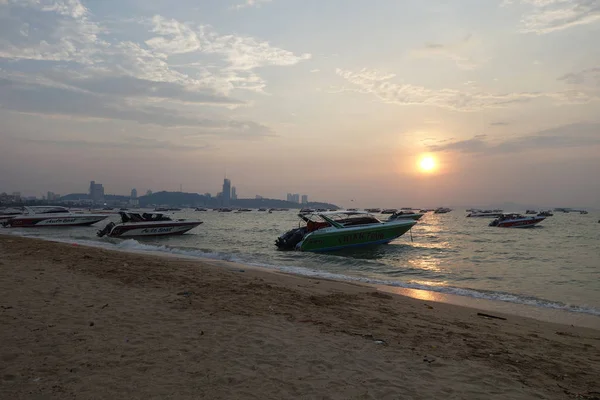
[1,0,599,208]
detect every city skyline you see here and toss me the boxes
[1,1,599,208]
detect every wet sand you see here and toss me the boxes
[1,234,599,399]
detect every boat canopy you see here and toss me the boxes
[119,212,173,223]
[299,211,382,228]
[24,206,70,214]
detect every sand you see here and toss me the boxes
[0,235,599,400]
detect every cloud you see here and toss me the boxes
[0,0,106,64]
[557,67,600,85]
[410,34,488,70]
[429,123,600,154]
[0,77,272,136]
[503,0,600,34]
[490,121,510,126]
[310,69,320,73]
[231,0,272,10]
[0,2,311,98]
[334,68,597,111]
[12,136,211,152]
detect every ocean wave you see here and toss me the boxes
[5,231,600,318]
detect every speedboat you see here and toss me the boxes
[0,208,23,224]
[275,211,416,252]
[97,212,202,238]
[194,207,208,211]
[434,207,452,214]
[525,210,537,215]
[467,210,503,218]
[381,209,397,214]
[2,206,108,228]
[489,214,545,228]
[538,210,553,217]
[364,208,381,213]
[387,210,424,221]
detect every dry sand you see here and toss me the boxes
[1,234,599,400]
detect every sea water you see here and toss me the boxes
[5,209,600,320]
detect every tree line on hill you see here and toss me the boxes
[55,191,339,210]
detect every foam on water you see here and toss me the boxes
[6,230,599,318]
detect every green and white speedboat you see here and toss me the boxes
[275,211,416,252]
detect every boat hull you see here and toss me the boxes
[4,215,108,227]
[492,217,545,228]
[106,222,202,237]
[298,221,415,252]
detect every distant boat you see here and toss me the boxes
[364,208,381,213]
[489,214,545,228]
[3,206,108,228]
[194,208,207,211]
[466,210,503,218]
[434,207,452,214]
[387,211,424,221]
[538,210,553,217]
[381,209,397,214]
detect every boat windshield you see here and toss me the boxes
[27,206,70,214]
[301,212,381,227]
[120,212,173,223]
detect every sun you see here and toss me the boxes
[418,155,437,173]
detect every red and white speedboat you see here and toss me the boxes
[489,214,545,228]
[97,212,202,238]
[2,206,108,228]
[0,208,23,224]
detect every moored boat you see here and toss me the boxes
[387,211,424,221]
[467,210,503,218]
[275,211,416,252]
[2,206,108,228]
[434,207,452,214]
[97,212,202,238]
[364,208,381,213]
[381,209,397,214]
[489,214,545,228]
[0,208,23,224]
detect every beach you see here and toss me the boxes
[1,235,599,399]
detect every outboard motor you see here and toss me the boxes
[97,222,115,237]
[275,227,307,250]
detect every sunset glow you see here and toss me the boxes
[418,156,437,173]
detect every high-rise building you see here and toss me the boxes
[301,195,308,204]
[255,195,263,199]
[146,189,153,196]
[286,193,293,202]
[231,186,237,201]
[131,188,137,199]
[89,181,104,203]
[222,178,231,206]
[292,193,300,203]
[47,191,60,201]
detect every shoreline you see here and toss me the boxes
[1,234,599,399]
[3,231,599,329]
